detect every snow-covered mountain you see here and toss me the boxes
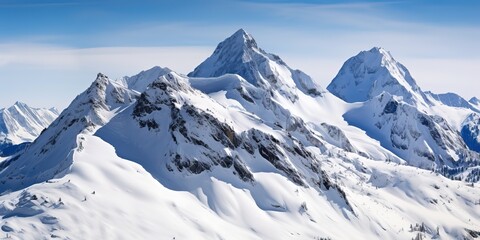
[344,92,479,171]
[470,97,480,109]
[327,47,431,109]
[0,102,58,156]
[328,47,480,179]
[189,28,324,100]
[0,30,479,240]
[0,73,136,191]
[426,91,479,112]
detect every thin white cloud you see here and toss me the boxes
[0,44,213,109]
[0,44,213,74]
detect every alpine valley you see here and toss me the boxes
[0,29,479,240]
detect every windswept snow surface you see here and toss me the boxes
[0,30,479,240]
[1,134,479,240]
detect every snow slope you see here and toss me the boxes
[0,73,137,192]
[0,29,479,240]
[1,133,479,240]
[344,92,479,171]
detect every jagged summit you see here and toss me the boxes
[226,28,258,50]
[327,47,429,107]
[189,29,323,99]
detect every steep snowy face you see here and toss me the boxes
[0,73,137,192]
[344,93,480,171]
[327,47,429,107]
[461,113,480,153]
[0,102,58,144]
[426,91,479,112]
[188,29,323,100]
[97,70,351,210]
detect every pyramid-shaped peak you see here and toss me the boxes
[232,28,248,37]
[356,47,396,64]
[189,29,323,97]
[327,47,429,106]
[188,29,262,82]
[13,101,28,107]
[96,72,108,80]
[469,97,480,105]
[10,101,34,112]
[220,28,258,50]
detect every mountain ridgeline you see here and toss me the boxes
[0,29,479,239]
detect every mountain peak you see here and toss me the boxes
[327,47,429,107]
[469,97,480,105]
[226,28,258,49]
[96,72,108,80]
[188,29,264,85]
[231,28,248,38]
[189,29,323,98]
[357,47,396,68]
[13,101,27,108]
[369,46,388,54]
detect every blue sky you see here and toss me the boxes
[1,0,479,109]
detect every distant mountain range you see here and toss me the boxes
[0,29,479,240]
[0,102,58,156]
